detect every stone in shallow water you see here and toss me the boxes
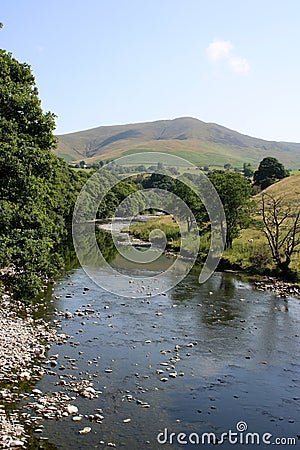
[9,440,25,447]
[78,427,91,434]
[32,389,43,395]
[72,416,83,421]
[66,404,78,415]
[169,372,177,378]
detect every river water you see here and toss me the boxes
[30,237,300,449]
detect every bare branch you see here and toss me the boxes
[260,192,300,270]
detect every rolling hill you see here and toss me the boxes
[255,171,300,202]
[55,117,300,169]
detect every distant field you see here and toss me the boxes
[122,148,244,168]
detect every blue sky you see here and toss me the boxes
[1,0,300,142]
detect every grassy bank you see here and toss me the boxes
[129,215,300,279]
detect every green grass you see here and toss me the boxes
[224,224,300,275]
[129,214,300,277]
[129,216,180,246]
[70,167,95,174]
[122,148,246,168]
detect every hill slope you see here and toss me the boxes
[255,172,300,203]
[55,117,300,169]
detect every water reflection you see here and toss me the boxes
[171,273,242,325]
[254,293,298,364]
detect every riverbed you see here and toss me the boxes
[20,243,300,449]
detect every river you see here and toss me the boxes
[25,231,300,449]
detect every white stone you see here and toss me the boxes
[66,405,78,415]
[9,440,25,447]
[79,427,91,434]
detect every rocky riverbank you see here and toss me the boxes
[0,290,68,448]
[253,277,300,298]
[0,288,112,449]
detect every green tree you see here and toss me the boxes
[209,171,251,248]
[173,179,206,232]
[0,43,82,298]
[142,173,175,191]
[253,157,289,190]
[243,162,254,178]
[97,180,138,218]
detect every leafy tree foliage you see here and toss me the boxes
[0,46,88,298]
[243,162,253,178]
[209,171,252,248]
[253,157,289,190]
[138,170,251,250]
[172,178,206,232]
[142,173,175,191]
[224,163,231,170]
[97,180,138,218]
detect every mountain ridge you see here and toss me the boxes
[55,117,300,169]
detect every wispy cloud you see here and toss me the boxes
[228,56,250,74]
[206,39,250,75]
[206,39,233,62]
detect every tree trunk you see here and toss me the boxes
[278,256,291,272]
[225,238,233,249]
[187,217,193,233]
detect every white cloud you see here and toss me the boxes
[206,39,233,62]
[206,39,250,75]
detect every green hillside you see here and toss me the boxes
[255,171,300,202]
[55,117,300,169]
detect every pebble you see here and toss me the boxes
[66,405,79,415]
[254,279,300,297]
[9,440,25,447]
[80,387,98,399]
[78,427,92,434]
[0,292,69,447]
[32,389,43,395]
